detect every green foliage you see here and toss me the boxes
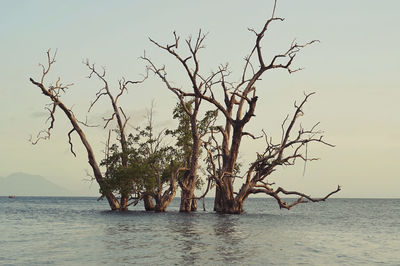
[165,101,193,168]
[167,101,217,189]
[100,113,181,197]
[100,101,218,197]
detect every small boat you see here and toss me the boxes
[8,195,16,199]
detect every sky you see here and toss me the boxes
[0,0,399,198]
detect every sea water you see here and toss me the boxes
[0,197,399,265]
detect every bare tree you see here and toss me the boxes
[205,92,341,213]
[144,0,340,213]
[84,60,146,210]
[142,30,218,212]
[29,50,121,210]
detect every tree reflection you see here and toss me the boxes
[212,215,249,264]
[171,213,204,265]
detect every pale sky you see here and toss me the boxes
[0,0,399,197]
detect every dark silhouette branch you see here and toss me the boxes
[248,185,341,210]
[29,49,121,210]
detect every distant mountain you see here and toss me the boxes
[0,172,73,196]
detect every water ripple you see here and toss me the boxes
[0,197,399,265]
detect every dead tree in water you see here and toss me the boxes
[142,31,218,212]
[145,0,340,214]
[83,60,146,210]
[30,51,179,212]
[29,50,120,210]
[205,92,341,213]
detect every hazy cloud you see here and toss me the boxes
[30,111,48,118]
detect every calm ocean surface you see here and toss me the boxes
[0,197,399,265]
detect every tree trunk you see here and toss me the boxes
[224,199,244,214]
[154,196,174,212]
[215,191,244,214]
[213,169,243,214]
[104,192,121,211]
[213,124,243,212]
[179,188,197,212]
[154,202,166,212]
[143,194,155,211]
[120,194,129,211]
[213,186,223,212]
[191,198,197,211]
[153,173,177,212]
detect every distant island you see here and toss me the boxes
[0,172,73,196]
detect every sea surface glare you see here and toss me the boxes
[0,197,399,265]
